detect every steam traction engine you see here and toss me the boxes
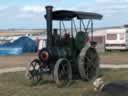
[25,6,103,87]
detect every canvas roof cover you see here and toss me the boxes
[51,10,103,20]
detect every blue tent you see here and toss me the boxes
[0,37,37,55]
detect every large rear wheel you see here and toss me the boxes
[78,46,99,81]
[54,58,72,87]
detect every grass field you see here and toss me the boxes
[99,51,128,64]
[0,51,128,95]
[1,51,128,69]
[100,51,128,56]
[0,69,128,96]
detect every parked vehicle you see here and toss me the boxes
[105,28,128,50]
[25,6,103,87]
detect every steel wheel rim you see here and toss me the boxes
[54,58,72,87]
[84,47,99,80]
[78,46,99,81]
[26,59,42,83]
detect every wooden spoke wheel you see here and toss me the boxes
[25,59,42,83]
[78,46,99,81]
[54,58,72,87]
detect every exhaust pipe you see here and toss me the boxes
[45,6,53,48]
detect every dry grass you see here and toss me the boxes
[0,72,95,96]
[0,53,37,68]
[100,51,128,64]
[0,69,128,96]
[1,51,128,69]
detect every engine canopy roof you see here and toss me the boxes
[48,10,103,20]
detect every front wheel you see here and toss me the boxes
[25,59,42,83]
[54,58,72,87]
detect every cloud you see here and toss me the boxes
[22,5,45,13]
[0,5,45,19]
[0,6,45,29]
[0,7,7,11]
[77,0,128,17]
[75,0,128,27]
[0,1,128,28]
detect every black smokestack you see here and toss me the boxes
[45,6,53,48]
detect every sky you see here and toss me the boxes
[0,0,128,29]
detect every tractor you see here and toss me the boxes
[25,6,103,87]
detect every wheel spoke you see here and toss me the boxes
[79,46,99,81]
[54,58,72,87]
[25,59,42,83]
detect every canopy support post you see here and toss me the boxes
[59,21,62,36]
[71,20,73,38]
[86,20,91,33]
[62,21,67,34]
[80,19,82,31]
[91,19,94,41]
[73,19,77,33]
[81,20,86,32]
